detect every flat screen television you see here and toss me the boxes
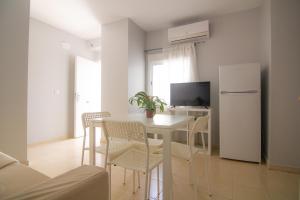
[170,81,210,107]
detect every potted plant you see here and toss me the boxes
[129,91,167,118]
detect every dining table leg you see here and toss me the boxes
[89,126,96,166]
[162,129,173,200]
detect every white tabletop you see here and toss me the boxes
[92,113,192,128]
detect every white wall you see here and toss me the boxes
[268,0,300,169]
[0,0,30,162]
[101,19,145,116]
[28,19,96,144]
[145,7,264,146]
[146,29,168,50]
[128,20,146,112]
[101,19,130,117]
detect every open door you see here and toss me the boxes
[74,56,101,138]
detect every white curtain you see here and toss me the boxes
[154,43,198,104]
[164,42,199,83]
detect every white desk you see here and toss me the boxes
[89,113,192,200]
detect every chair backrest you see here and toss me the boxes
[102,120,148,145]
[189,116,209,155]
[81,112,111,129]
[102,120,149,168]
[190,116,209,135]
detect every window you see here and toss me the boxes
[152,63,170,104]
[147,53,170,105]
[147,44,197,105]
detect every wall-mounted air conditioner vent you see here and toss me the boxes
[168,20,209,44]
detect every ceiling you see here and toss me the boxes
[30,0,262,40]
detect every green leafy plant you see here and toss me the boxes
[129,91,167,112]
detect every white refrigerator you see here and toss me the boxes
[219,63,261,163]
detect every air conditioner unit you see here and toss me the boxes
[168,20,209,44]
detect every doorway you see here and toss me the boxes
[74,56,101,138]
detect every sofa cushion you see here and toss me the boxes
[0,164,49,199]
[4,165,108,200]
[0,152,17,169]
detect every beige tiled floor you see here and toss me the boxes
[28,138,300,200]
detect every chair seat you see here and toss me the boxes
[111,148,163,172]
[85,138,163,158]
[133,138,163,153]
[85,140,133,160]
[148,138,163,146]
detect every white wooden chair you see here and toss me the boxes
[82,112,137,186]
[187,116,207,151]
[81,111,111,165]
[103,120,162,200]
[188,116,212,199]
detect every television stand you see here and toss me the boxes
[168,106,212,155]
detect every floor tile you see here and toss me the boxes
[233,185,270,200]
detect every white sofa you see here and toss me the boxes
[0,152,108,200]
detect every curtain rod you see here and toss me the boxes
[144,48,163,53]
[144,41,204,53]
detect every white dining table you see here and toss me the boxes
[88,113,192,200]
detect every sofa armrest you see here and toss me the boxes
[4,165,108,200]
[0,152,17,169]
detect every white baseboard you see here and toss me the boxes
[28,135,69,147]
[266,160,300,174]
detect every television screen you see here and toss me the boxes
[170,82,210,107]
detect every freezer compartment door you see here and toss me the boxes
[219,63,260,92]
[220,92,261,162]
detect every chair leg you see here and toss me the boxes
[123,168,126,185]
[157,166,160,199]
[188,152,194,185]
[133,170,136,194]
[188,161,193,185]
[81,131,86,166]
[109,164,112,200]
[201,132,206,151]
[148,170,152,199]
[138,171,141,188]
[144,170,149,200]
[186,129,190,145]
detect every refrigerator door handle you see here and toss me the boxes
[220,90,258,94]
